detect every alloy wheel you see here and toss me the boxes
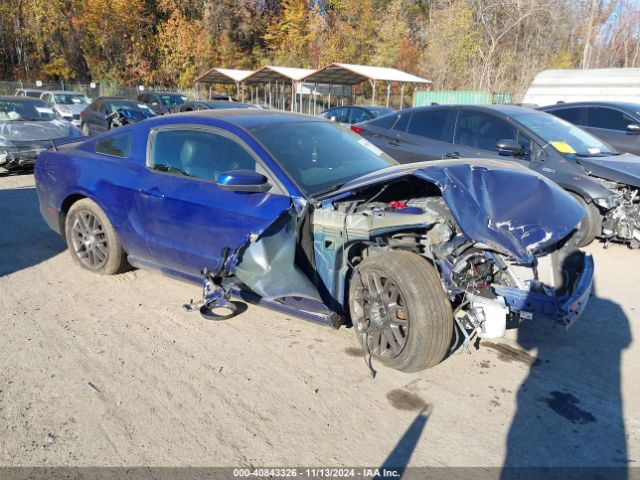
[70,210,109,270]
[352,269,410,359]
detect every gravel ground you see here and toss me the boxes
[0,170,638,468]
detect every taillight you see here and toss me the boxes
[351,125,364,134]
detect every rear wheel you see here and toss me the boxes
[348,250,453,372]
[570,193,601,247]
[64,199,129,275]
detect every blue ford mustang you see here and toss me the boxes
[35,111,594,372]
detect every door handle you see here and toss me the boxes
[389,138,401,146]
[138,187,165,199]
[444,152,460,159]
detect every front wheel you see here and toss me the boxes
[348,250,453,373]
[64,199,130,275]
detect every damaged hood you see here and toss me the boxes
[335,159,586,264]
[0,119,79,146]
[575,153,640,188]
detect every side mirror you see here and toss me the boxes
[626,124,640,134]
[216,169,270,193]
[496,138,524,156]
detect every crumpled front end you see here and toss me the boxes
[312,162,593,339]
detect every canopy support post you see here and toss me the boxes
[400,84,404,109]
[386,82,391,108]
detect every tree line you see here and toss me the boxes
[0,0,638,96]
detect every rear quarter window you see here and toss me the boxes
[95,131,133,158]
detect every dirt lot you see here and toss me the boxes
[0,170,638,468]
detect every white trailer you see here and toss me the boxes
[523,68,640,106]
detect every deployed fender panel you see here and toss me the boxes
[232,207,323,305]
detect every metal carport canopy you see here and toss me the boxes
[300,63,432,85]
[243,65,315,83]
[194,67,255,84]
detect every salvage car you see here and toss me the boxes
[539,102,640,156]
[35,111,593,373]
[0,96,82,171]
[169,101,257,113]
[321,105,394,124]
[40,90,91,127]
[80,97,156,135]
[137,91,189,115]
[355,105,640,247]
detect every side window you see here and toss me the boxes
[349,108,372,124]
[369,114,397,129]
[549,107,584,125]
[96,131,133,158]
[149,129,257,182]
[406,109,449,140]
[517,131,533,160]
[393,114,410,132]
[585,107,634,131]
[326,107,349,123]
[454,111,517,152]
[137,94,147,103]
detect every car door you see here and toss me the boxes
[397,108,456,162]
[583,106,640,155]
[136,125,291,276]
[446,109,517,160]
[86,100,109,133]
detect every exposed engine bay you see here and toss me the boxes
[311,178,587,351]
[599,182,640,246]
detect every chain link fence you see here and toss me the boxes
[0,80,198,100]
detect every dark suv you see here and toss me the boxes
[355,105,640,247]
[539,102,640,156]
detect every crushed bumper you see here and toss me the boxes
[1,148,42,170]
[493,254,594,327]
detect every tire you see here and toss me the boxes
[348,250,453,373]
[570,193,601,247]
[64,198,129,275]
[81,123,90,136]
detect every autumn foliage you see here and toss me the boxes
[0,0,638,94]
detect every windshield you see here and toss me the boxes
[54,93,90,105]
[513,110,618,156]
[0,99,56,121]
[109,101,155,114]
[251,122,396,196]
[160,94,188,106]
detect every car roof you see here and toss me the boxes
[155,109,325,130]
[540,101,640,111]
[146,91,184,95]
[42,90,86,95]
[0,95,45,102]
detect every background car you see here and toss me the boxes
[34,110,593,373]
[137,91,189,114]
[0,95,82,170]
[539,102,640,156]
[40,90,91,127]
[355,104,640,247]
[13,88,45,98]
[80,97,156,135]
[169,101,257,113]
[321,105,395,124]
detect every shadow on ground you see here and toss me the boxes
[501,294,631,479]
[0,186,65,276]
